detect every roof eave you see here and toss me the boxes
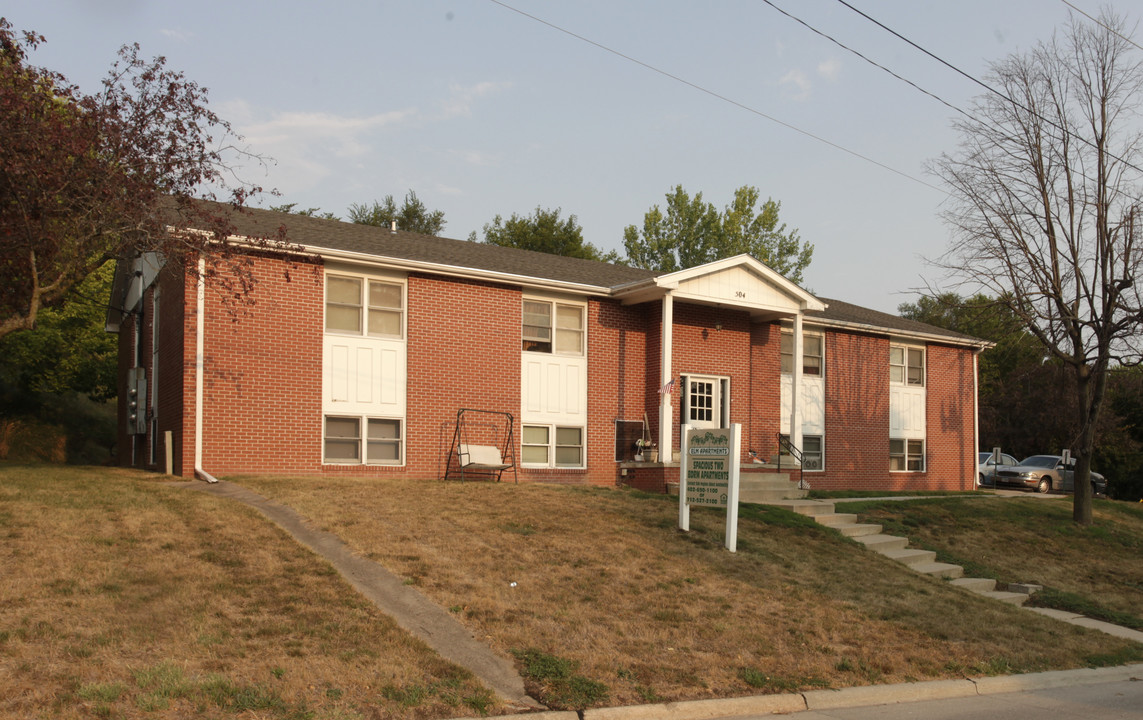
[308,244,615,296]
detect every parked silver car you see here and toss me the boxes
[977,451,1018,487]
[991,454,1107,495]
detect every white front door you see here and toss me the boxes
[684,375,726,430]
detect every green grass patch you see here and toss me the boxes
[512,648,610,710]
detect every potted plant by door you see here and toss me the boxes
[635,438,658,463]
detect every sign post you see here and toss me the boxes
[679,424,742,553]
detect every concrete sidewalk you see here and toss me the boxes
[466,663,1143,720]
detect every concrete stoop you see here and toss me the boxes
[770,499,1034,607]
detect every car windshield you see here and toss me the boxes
[978,453,991,463]
[1017,455,1058,468]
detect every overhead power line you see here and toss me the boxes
[485,0,945,193]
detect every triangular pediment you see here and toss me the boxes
[612,254,824,316]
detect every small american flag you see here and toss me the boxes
[659,378,675,395]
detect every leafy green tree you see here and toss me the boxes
[269,202,338,220]
[470,207,618,262]
[1,263,117,402]
[622,185,813,281]
[347,191,446,235]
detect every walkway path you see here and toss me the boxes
[184,480,541,711]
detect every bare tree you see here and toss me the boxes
[932,10,1143,524]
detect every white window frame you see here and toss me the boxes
[890,438,925,472]
[521,424,585,469]
[780,330,823,377]
[890,344,924,387]
[323,415,404,466]
[522,298,585,356]
[324,274,405,340]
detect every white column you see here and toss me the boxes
[789,312,803,454]
[659,292,674,459]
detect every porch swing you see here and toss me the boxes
[443,408,518,483]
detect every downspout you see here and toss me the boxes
[659,292,673,459]
[972,348,981,490]
[194,256,219,484]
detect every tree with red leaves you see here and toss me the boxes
[0,18,286,340]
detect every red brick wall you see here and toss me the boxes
[115,254,977,489]
[585,299,650,486]
[669,304,753,452]
[191,254,325,475]
[925,344,976,490]
[815,330,892,489]
[405,274,520,479]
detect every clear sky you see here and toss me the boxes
[3,0,1112,312]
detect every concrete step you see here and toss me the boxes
[853,533,910,552]
[812,513,859,527]
[739,487,808,503]
[950,577,997,593]
[768,500,836,517]
[834,523,883,538]
[879,547,937,567]
[911,561,964,579]
[979,590,1031,606]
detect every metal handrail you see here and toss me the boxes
[777,434,808,490]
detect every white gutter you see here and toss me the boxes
[805,317,993,351]
[193,256,218,484]
[228,236,617,298]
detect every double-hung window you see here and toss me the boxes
[779,433,823,470]
[522,425,584,468]
[326,276,404,338]
[890,438,924,471]
[324,416,403,465]
[780,332,823,376]
[889,346,924,386]
[523,300,583,355]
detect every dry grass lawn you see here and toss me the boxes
[234,473,1143,710]
[3,465,1141,718]
[0,465,495,720]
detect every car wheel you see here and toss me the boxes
[978,473,986,487]
[1037,477,1052,494]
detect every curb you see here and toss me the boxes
[462,663,1143,720]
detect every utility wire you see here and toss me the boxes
[831,0,1143,179]
[1062,0,1143,54]
[485,0,945,193]
[759,0,972,122]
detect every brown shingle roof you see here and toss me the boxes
[220,203,658,289]
[193,202,983,347]
[813,297,986,346]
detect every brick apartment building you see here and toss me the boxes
[107,204,988,491]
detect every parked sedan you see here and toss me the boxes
[992,454,1107,495]
[977,451,1018,486]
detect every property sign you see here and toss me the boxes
[679,424,742,552]
[685,428,731,507]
